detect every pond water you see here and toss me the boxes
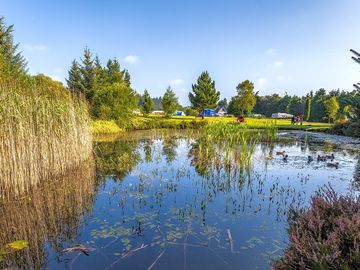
[1,130,359,269]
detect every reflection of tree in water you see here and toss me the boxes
[0,159,96,269]
[94,139,141,182]
[162,137,178,163]
[142,139,153,163]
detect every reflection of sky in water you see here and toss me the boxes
[44,135,359,270]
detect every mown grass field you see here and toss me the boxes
[91,115,332,135]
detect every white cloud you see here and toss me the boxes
[273,61,284,68]
[169,78,184,86]
[124,55,140,64]
[23,44,48,52]
[266,48,274,55]
[49,75,62,82]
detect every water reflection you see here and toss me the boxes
[0,159,95,269]
[1,130,359,269]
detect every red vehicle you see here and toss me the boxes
[237,116,245,123]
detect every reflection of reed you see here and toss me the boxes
[0,159,95,269]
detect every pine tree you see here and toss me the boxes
[141,90,153,115]
[66,60,84,93]
[80,48,96,101]
[162,86,179,117]
[106,59,124,84]
[0,16,27,78]
[94,55,105,86]
[188,71,220,112]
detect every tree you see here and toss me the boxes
[66,60,84,93]
[92,82,138,120]
[188,71,220,112]
[305,94,311,121]
[0,16,27,79]
[217,98,228,109]
[162,86,179,117]
[227,96,242,116]
[141,90,153,115]
[235,80,257,115]
[288,96,305,115]
[310,88,327,121]
[80,48,96,101]
[323,96,339,123]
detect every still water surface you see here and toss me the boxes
[1,130,359,269]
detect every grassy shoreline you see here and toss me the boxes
[91,115,332,135]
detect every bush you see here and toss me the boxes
[273,185,360,270]
[90,120,122,134]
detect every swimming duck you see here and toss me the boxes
[317,155,327,162]
[326,153,335,160]
[308,156,314,162]
[327,162,339,169]
[283,154,288,161]
[266,156,273,160]
[276,151,286,156]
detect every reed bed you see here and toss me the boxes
[0,80,93,200]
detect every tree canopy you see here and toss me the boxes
[162,86,179,117]
[188,71,220,112]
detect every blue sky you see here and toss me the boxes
[1,0,360,105]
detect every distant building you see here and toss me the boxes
[198,109,217,117]
[271,113,294,119]
[174,111,186,116]
[248,113,263,118]
[216,106,227,117]
[152,110,165,115]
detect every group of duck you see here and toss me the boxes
[267,151,339,169]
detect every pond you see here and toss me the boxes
[1,130,359,269]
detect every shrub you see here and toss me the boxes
[273,185,360,270]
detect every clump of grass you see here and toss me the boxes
[0,80,92,200]
[90,120,123,134]
[273,185,360,270]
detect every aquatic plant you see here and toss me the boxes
[0,80,92,199]
[273,185,360,270]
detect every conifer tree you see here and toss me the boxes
[188,71,220,112]
[305,94,311,121]
[66,60,84,93]
[162,86,179,117]
[142,90,153,115]
[80,48,96,101]
[0,16,27,78]
[123,69,131,86]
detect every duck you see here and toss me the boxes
[308,156,314,162]
[317,155,327,162]
[283,154,288,161]
[327,162,339,169]
[266,156,273,160]
[276,151,286,156]
[326,153,335,160]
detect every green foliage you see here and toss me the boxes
[141,90,153,115]
[184,106,199,116]
[162,86,179,117]
[217,98,228,109]
[8,240,28,251]
[310,88,327,121]
[189,71,220,111]
[323,96,340,123]
[305,95,311,121]
[288,96,304,115]
[90,120,122,134]
[92,82,137,120]
[0,17,27,80]
[235,80,257,115]
[254,94,281,117]
[66,60,84,93]
[152,96,163,110]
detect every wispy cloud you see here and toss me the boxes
[170,78,184,86]
[23,44,48,52]
[273,61,284,68]
[124,55,140,64]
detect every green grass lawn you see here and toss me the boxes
[91,115,332,135]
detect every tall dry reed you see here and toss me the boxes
[0,80,92,200]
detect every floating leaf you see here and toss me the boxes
[8,240,28,250]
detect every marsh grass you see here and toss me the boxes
[0,80,92,200]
